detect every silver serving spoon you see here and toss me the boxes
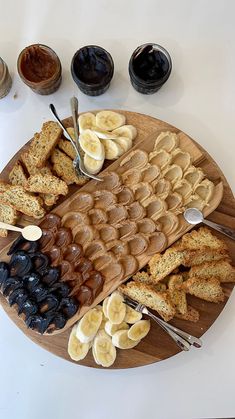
[49,103,103,182]
[184,208,235,241]
[0,222,42,241]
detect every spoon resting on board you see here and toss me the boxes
[184,208,235,241]
[0,222,42,241]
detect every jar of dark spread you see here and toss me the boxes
[17,44,62,95]
[129,43,172,94]
[0,57,12,99]
[71,45,114,96]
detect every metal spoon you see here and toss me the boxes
[0,222,42,241]
[49,103,103,182]
[184,208,235,241]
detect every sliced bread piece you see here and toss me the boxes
[0,203,18,237]
[26,173,68,196]
[0,181,8,192]
[0,185,45,219]
[58,138,77,160]
[9,161,28,186]
[189,260,235,283]
[119,281,175,321]
[181,226,228,252]
[183,248,228,267]
[180,276,224,303]
[51,148,87,185]
[175,305,199,323]
[132,271,167,291]
[149,246,184,282]
[168,274,187,315]
[43,194,59,207]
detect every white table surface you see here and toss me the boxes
[1,1,235,418]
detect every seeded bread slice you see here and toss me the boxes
[21,122,62,170]
[180,276,224,303]
[132,271,167,291]
[183,248,228,267]
[189,260,235,283]
[149,247,184,282]
[0,203,18,237]
[167,275,187,315]
[58,138,77,160]
[0,185,45,219]
[119,281,175,321]
[181,227,228,252]
[175,306,199,322]
[0,181,8,192]
[51,148,87,185]
[9,161,28,186]
[26,173,68,196]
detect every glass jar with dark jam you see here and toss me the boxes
[129,43,172,94]
[71,45,114,96]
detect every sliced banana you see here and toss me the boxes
[79,129,105,160]
[93,330,117,367]
[78,112,96,133]
[84,153,104,174]
[96,111,126,131]
[68,324,90,361]
[105,320,129,336]
[128,320,150,341]
[112,125,137,140]
[102,297,110,318]
[76,308,103,343]
[113,136,132,153]
[101,138,124,160]
[92,129,118,140]
[124,305,142,324]
[106,292,126,324]
[112,329,140,349]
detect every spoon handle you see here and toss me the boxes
[0,222,22,233]
[70,97,81,151]
[203,219,235,241]
[49,104,79,157]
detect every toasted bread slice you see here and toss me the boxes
[119,281,175,321]
[51,148,87,185]
[175,305,199,323]
[168,275,187,315]
[181,227,228,252]
[26,173,68,196]
[0,181,8,192]
[189,260,235,283]
[42,194,59,207]
[9,161,28,186]
[132,271,167,291]
[58,138,77,160]
[21,122,62,170]
[149,246,184,282]
[183,248,228,267]
[0,185,45,219]
[0,203,18,237]
[180,276,224,303]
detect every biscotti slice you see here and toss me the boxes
[58,138,77,160]
[9,161,28,186]
[183,248,228,267]
[119,282,175,321]
[26,173,68,196]
[0,203,18,237]
[0,181,8,192]
[189,260,235,283]
[0,185,45,219]
[132,271,167,291]
[168,275,187,315]
[175,305,199,323]
[180,276,224,303]
[42,194,59,207]
[181,226,228,252]
[149,247,184,282]
[51,148,87,185]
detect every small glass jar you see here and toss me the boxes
[17,44,62,95]
[0,58,12,99]
[129,43,172,94]
[71,45,114,96]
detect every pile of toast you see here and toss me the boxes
[0,121,87,237]
[120,227,235,322]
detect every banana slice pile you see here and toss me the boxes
[67,291,150,367]
[78,111,137,175]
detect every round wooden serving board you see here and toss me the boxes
[0,110,235,369]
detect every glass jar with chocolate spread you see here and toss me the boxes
[71,45,114,96]
[17,44,62,95]
[0,57,12,99]
[129,43,172,94]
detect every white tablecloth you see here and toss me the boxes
[0,1,235,418]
